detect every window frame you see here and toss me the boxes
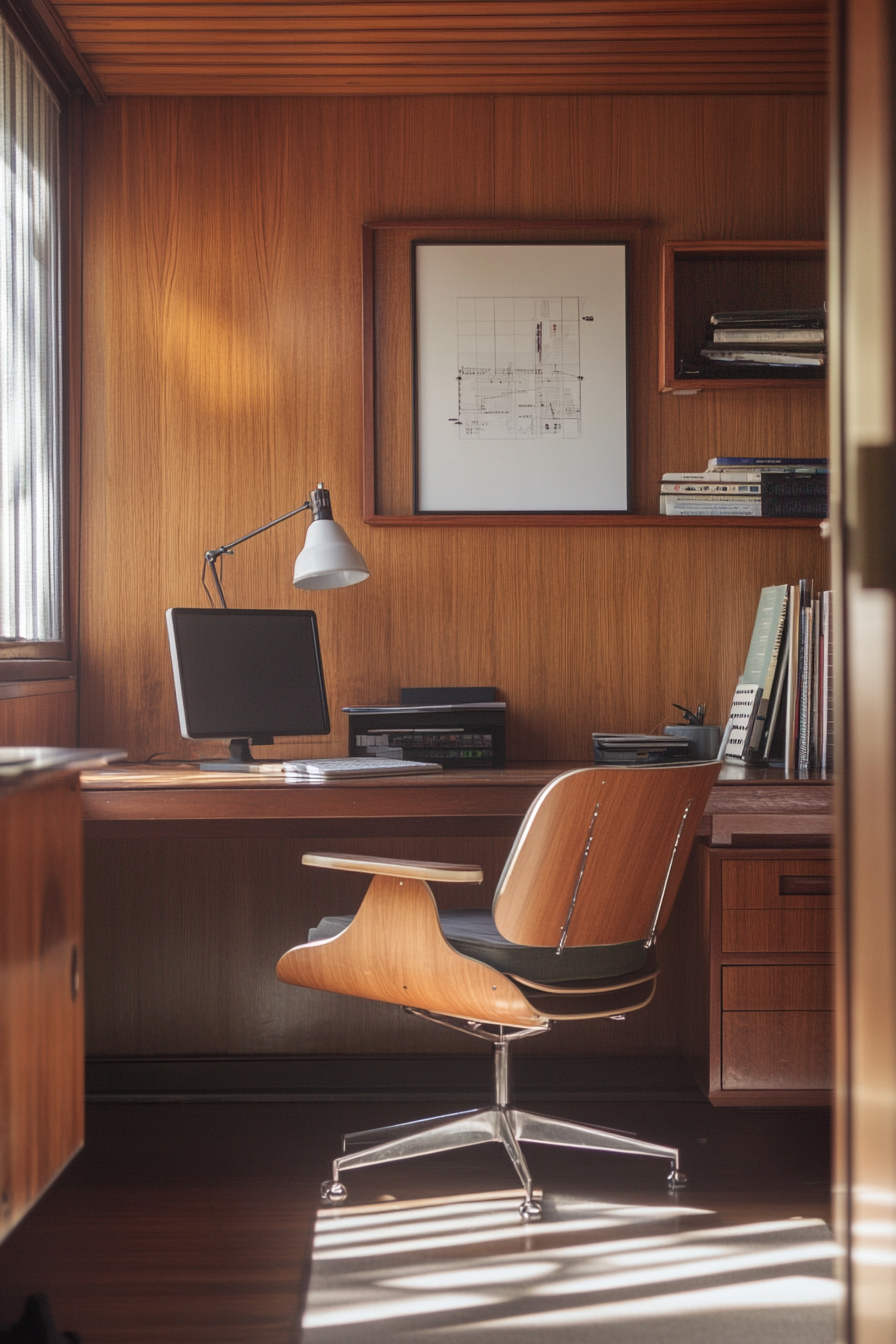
[0,4,82,683]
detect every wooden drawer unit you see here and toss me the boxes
[721,966,834,1090]
[686,843,834,1106]
[722,859,833,952]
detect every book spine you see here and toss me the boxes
[797,581,814,771]
[663,498,762,516]
[708,457,829,468]
[701,349,825,366]
[746,589,790,760]
[712,328,826,345]
[784,585,800,774]
[810,596,820,769]
[661,482,761,495]
[658,478,763,489]
[761,496,828,518]
[822,592,835,771]
[759,473,829,495]
[756,643,788,763]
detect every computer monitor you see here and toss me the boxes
[166,608,330,771]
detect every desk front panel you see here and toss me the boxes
[79,766,832,1074]
[82,831,695,1062]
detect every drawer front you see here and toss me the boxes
[721,859,834,952]
[722,859,833,909]
[722,964,833,1011]
[722,1011,833,1089]
[722,910,833,953]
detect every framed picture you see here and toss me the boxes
[413,241,629,514]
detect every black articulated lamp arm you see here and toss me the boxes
[201,485,333,608]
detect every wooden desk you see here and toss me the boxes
[80,760,834,841]
[78,762,834,1102]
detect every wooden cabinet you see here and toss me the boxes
[660,241,828,393]
[687,843,834,1105]
[0,770,84,1243]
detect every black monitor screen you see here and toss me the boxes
[166,608,330,741]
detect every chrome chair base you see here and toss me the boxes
[321,1038,686,1220]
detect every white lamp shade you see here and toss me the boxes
[292,518,370,590]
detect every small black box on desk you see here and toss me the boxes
[592,733,690,765]
[343,700,506,769]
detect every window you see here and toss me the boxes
[0,14,63,658]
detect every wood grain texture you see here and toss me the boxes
[722,908,833,953]
[83,831,694,1057]
[78,94,829,768]
[722,1009,832,1088]
[834,0,896,1328]
[0,1102,832,1343]
[493,760,720,946]
[302,852,485,882]
[277,872,546,1027]
[722,962,833,1010]
[54,2,829,98]
[689,843,834,1103]
[0,681,78,748]
[0,773,84,1243]
[661,241,827,391]
[722,857,833,907]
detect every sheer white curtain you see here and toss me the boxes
[0,16,62,645]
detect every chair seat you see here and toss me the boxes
[307,907,649,984]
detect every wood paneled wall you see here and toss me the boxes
[0,683,77,747]
[80,94,828,766]
[79,93,829,1060]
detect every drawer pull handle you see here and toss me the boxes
[779,875,833,897]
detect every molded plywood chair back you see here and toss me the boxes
[493,762,720,950]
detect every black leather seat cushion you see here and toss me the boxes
[306,907,648,984]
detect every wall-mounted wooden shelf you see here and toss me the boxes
[660,240,828,393]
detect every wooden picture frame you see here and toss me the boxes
[362,220,644,526]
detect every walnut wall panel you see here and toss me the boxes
[0,683,78,748]
[79,94,828,767]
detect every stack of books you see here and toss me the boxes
[700,307,826,378]
[660,456,828,518]
[723,581,834,772]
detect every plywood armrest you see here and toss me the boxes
[277,872,542,1028]
[302,852,483,883]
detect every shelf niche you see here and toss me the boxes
[661,241,827,393]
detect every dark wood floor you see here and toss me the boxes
[0,1096,831,1343]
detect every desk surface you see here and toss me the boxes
[80,761,834,842]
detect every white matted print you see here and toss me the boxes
[414,243,629,513]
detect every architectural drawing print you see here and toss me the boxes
[453,296,583,439]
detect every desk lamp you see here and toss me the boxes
[202,484,369,607]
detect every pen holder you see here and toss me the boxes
[664,724,722,761]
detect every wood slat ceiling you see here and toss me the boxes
[53,0,829,97]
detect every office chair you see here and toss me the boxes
[276,760,721,1220]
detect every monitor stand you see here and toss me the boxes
[200,736,275,773]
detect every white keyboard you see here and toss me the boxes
[280,757,442,778]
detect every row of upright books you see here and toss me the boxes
[699,307,826,380]
[660,456,828,518]
[724,581,833,773]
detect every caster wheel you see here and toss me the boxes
[321,1179,348,1204]
[667,1168,687,1191]
[519,1199,542,1222]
